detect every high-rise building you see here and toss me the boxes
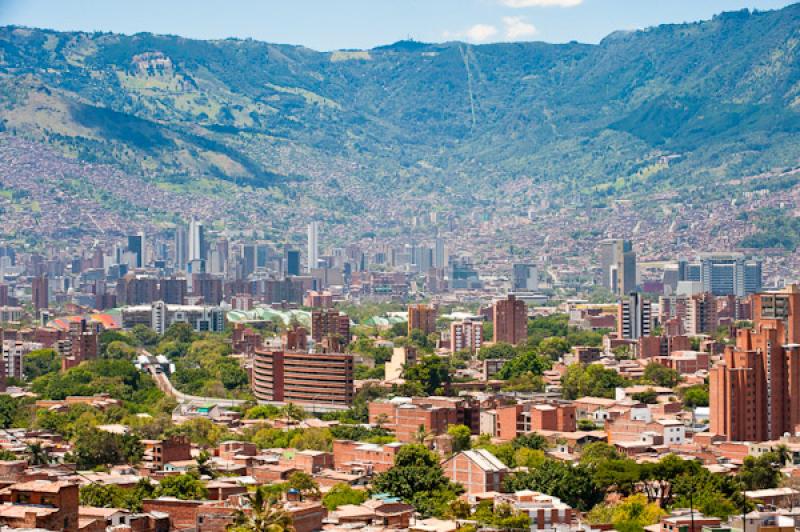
[252,348,354,406]
[310,309,351,346]
[307,222,320,273]
[174,225,188,271]
[513,263,538,291]
[188,219,206,263]
[159,278,187,305]
[191,273,224,306]
[116,274,159,306]
[710,284,800,441]
[242,244,256,277]
[434,238,447,269]
[450,320,484,354]
[684,292,719,336]
[617,292,651,340]
[599,239,637,296]
[31,274,48,312]
[127,232,144,268]
[698,253,762,297]
[285,249,300,276]
[408,304,437,336]
[493,295,527,345]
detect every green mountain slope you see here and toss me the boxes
[1,5,799,211]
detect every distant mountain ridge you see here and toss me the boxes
[1,4,799,216]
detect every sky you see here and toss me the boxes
[0,0,796,51]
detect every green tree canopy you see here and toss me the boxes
[371,444,464,518]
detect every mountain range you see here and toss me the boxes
[1,4,800,233]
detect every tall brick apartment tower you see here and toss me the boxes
[492,295,527,346]
[710,284,800,441]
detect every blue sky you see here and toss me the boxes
[0,0,795,51]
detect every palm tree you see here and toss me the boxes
[195,450,217,479]
[414,424,430,444]
[26,442,51,466]
[774,444,792,467]
[228,486,295,532]
[374,413,389,431]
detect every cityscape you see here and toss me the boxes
[1,2,800,532]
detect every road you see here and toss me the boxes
[139,350,349,413]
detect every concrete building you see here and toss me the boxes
[384,346,417,381]
[513,263,539,291]
[450,320,483,354]
[252,349,354,406]
[684,292,719,335]
[493,295,527,346]
[618,292,651,340]
[122,302,225,334]
[600,239,637,296]
[307,222,320,273]
[699,253,762,297]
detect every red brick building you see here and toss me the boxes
[408,304,437,336]
[333,440,402,474]
[494,402,576,441]
[0,480,79,532]
[493,295,527,345]
[710,285,800,441]
[368,397,479,442]
[442,449,509,494]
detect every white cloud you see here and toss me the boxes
[500,0,583,7]
[502,16,538,39]
[464,23,499,42]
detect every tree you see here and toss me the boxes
[631,390,659,404]
[579,442,622,468]
[229,485,295,532]
[26,442,51,466]
[738,452,783,490]
[322,483,367,511]
[681,385,709,408]
[447,425,472,453]
[593,458,642,497]
[586,494,665,532]
[496,349,551,380]
[195,450,216,479]
[162,322,197,344]
[167,418,227,447]
[513,433,547,451]
[105,340,138,360]
[69,428,143,469]
[154,472,208,500]
[478,343,516,361]
[131,324,160,347]
[503,458,602,512]
[80,483,121,507]
[403,355,451,396]
[22,349,60,380]
[281,403,307,425]
[538,337,571,360]
[0,449,17,461]
[371,444,464,518]
[561,363,627,400]
[286,472,320,498]
[0,395,22,428]
[642,363,681,388]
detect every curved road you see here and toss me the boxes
[140,350,348,413]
